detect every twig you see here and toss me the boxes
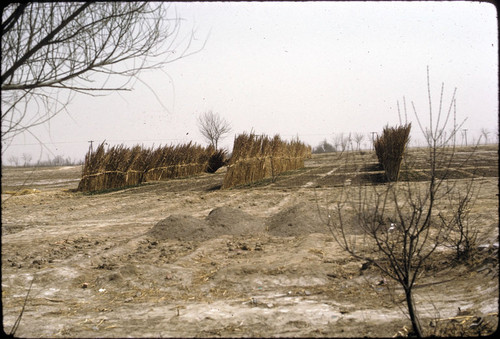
[10,276,35,336]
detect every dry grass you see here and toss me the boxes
[3,188,41,196]
[222,132,311,189]
[374,124,412,182]
[77,142,223,192]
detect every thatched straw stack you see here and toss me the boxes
[77,143,143,192]
[374,124,411,182]
[143,142,215,181]
[222,132,311,189]
[78,141,224,192]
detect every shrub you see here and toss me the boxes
[206,148,228,173]
[313,139,335,154]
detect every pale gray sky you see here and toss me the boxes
[2,1,498,164]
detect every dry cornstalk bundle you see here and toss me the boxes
[222,132,311,189]
[207,149,228,173]
[142,142,211,181]
[374,123,412,182]
[78,141,220,192]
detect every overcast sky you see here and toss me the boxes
[3,1,498,164]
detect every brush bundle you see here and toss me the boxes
[374,124,411,182]
[222,132,311,189]
[78,142,226,192]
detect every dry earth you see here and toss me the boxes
[1,146,499,337]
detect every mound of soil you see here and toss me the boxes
[147,214,209,241]
[268,203,329,237]
[206,206,266,236]
[147,207,266,241]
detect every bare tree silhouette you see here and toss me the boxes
[197,111,232,150]
[1,2,206,153]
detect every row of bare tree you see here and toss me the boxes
[5,154,81,167]
[313,128,496,154]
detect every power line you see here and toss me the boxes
[7,138,192,147]
[6,129,490,148]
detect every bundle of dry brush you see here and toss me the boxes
[78,142,227,192]
[222,132,311,189]
[374,124,412,182]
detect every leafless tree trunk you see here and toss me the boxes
[1,2,206,153]
[197,111,232,150]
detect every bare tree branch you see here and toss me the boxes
[1,2,205,151]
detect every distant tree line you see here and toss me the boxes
[5,154,83,167]
[313,127,497,154]
[312,132,366,154]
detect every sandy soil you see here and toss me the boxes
[2,147,498,337]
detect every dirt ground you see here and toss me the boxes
[2,146,499,337]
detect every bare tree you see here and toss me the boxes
[1,2,206,153]
[480,128,490,145]
[324,67,478,337]
[7,155,19,166]
[353,132,365,151]
[197,111,232,150]
[21,153,32,167]
[332,133,352,154]
[440,177,480,262]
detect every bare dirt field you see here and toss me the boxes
[2,145,499,337]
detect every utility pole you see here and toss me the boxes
[370,132,377,150]
[88,140,94,153]
[462,129,468,146]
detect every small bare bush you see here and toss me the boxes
[439,178,480,262]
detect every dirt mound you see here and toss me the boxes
[147,214,210,241]
[147,207,266,241]
[268,203,329,237]
[205,206,266,236]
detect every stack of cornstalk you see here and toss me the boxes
[77,142,223,192]
[374,124,412,182]
[222,132,311,189]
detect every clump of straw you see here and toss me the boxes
[222,132,311,189]
[374,124,412,182]
[77,142,221,192]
